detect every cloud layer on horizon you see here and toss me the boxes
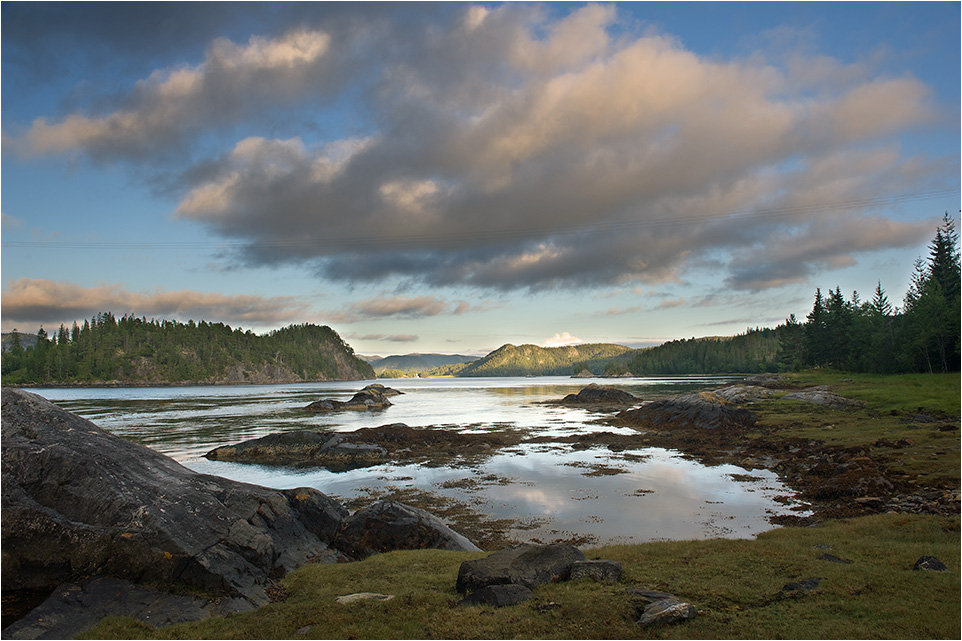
[5,3,953,295]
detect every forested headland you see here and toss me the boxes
[1,315,374,385]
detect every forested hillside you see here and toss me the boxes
[370,353,477,376]
[1,314,374,385]
[456,343,633,377]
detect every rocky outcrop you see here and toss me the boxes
[205,430,388,470]
[615,391,756,431]
[713,385,777,404]
[2,388,348,609]
[560,384,639,406]
[1,388,479,637]
[456,543,585,594]
[778,386,865,408]
[335,501,480,560]
[305,387,393,412]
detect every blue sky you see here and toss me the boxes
[2,1,959,357]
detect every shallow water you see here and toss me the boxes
[33,376,809,546]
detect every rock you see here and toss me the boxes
[206,430,388,470]
[335,592,395,604]
[818,553,852,564]
[335,501,480,560]
[713,385,776,403]
[305,387,393,412]
[361,383,403,397]
[456,543,586,593]
[615,391,757,431]
[778,387,864,408]
[457,584,534,607]
[781,578,821,592]
[560,384,639,406]
[570,560,622,583]
[1,388,348,613]
[637,598,696,627]
[0,576,247,640]
[913,556,948,571]
[741,374,785,387]
[572,369,595,378]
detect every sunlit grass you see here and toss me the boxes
[83,514,959,640]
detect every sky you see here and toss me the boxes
[1,1,959,357]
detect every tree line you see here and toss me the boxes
[1,314,374,385]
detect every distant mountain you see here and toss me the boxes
[370,353,479,375]
[456,343,633,377]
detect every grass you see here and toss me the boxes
[82,514,959,639]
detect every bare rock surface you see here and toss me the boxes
[615,391,757,430]
[305,387,393,412]
[205,430,388,470]
[335,500,481,560]
[778,386,865,408]
[559,384,639,406]
[456,543,585,593]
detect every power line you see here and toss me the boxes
[3,188,958,251]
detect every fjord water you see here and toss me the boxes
[34,376,808,545]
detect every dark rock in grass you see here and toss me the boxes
[712,385,776,404]
[570,559,622,583]
[457,584,534,607]
[913,555,948,571]
[1,576,246,640]
[636,598,696,627]
[0,387,349,635]
[818,553,853,564]
[781,578,822,592]
[335,500,480,560]
[561,384,639,406]
[305,387,393,412]
[615,391,756,431]
[456,543,586,593]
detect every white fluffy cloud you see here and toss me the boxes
[543,332,583,347]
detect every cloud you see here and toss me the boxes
[0,278,312,331]
[347,333,419,343]
[543,332,583,347]
[7,4,952,293]
[16,27,338,159]
[1,213,25,229]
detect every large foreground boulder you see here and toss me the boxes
[1,388,348,610]
[615,391,756,430]
[456,543,585,593]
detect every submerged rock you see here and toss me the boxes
[615,391,757,430]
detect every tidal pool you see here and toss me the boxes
[33,376,809,546]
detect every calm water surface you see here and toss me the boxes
[34,376,809,546]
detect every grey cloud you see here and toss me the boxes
[0,278,312,331]
[8,3,955,293]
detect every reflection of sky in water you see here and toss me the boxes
[32,376,808,545]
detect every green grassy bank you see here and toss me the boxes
[84,514,958,639]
